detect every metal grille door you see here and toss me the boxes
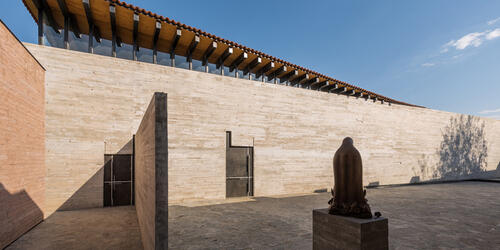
[226,132,253,197]
[104,154,134,206]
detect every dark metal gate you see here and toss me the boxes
[104,154,134,206]
[226,132,253,197]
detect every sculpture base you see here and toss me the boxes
[313,208,388,250]
[329,203,373,219]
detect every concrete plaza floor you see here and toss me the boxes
[7,206,143,250]
[169,181,500,249]
[8,181,500,249]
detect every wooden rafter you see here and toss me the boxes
[56,0,80,37]
[230,52,248,72]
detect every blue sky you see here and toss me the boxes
[2,0,499,119]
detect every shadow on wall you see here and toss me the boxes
[414,115,495,182]
[58,138,133,211]
[435,115,488,179]
[497,162,500,178]
[0,183,43,248]
[58,167,104,211]
[5,139,136,247]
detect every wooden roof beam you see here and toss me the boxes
[336,87,348,94]
[330,87,347,94]
[216,47,233,69]
[56,0,68,17]
[373,96,384,103]
[116,36,122,47]
[93,26,101,43]
[229,52,248,72]
[321,82,336,91]
[37,0,60,34]
[202,41,217,66]
[31,0,42,11]
[83,0,101,43]
[186,35,200,70]
[56,0,80,37]
[170,29,182,59]
[291,73,308,86]
[304,77,320,89]
[153,21,161,46]
[267,65,286,81]
[244,57,261,75]
[353,91,365,98]
[109,5,119,56]
[299,74,310,85]
[280,70,298,84]
[255,61,274,79]
[329,84,346,93]
[316,81,330,91]
[132,12,139,60]
[110,5,116,36]
[153,20,161,63]
[186,35,200,62]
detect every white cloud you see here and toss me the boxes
[487,17,500,25]
[478,108,500,114]
[448,32,485,50]
[442,29,500,52]
[486,28,500,40]
[429,20,500,67]
[440,41,452,53]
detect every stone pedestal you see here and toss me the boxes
[313,208,388,250]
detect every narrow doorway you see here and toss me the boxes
[103,154,134,206]
[226,131,254,197]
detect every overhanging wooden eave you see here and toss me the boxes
[21,0,422,108]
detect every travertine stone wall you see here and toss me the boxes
[25,44,500,215]
[0,22,45,248]
[135,93,168,250]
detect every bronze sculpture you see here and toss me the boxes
[328,137,372,219]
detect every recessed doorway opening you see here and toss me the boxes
[226,131,254,198]
[103,154,134,206]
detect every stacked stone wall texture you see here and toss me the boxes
[0,23,45,248]
[135,92,168,250]
[24,44,500,216]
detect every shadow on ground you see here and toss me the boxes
[6,206,142,250]
[7,139,139,250]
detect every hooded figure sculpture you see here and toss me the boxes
[328,137,372,219]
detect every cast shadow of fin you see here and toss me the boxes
[58,138,133,211]
[0,183,43,248]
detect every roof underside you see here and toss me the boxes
[22,0,421,107]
